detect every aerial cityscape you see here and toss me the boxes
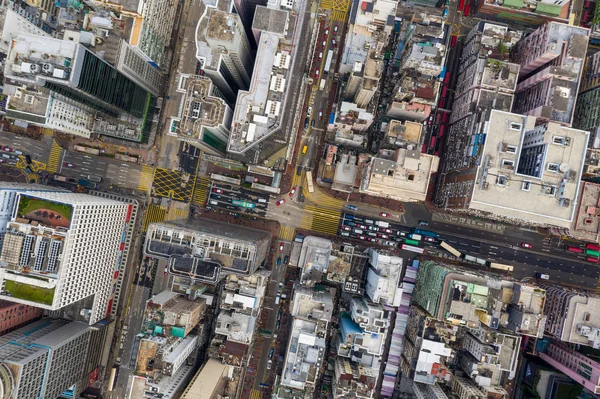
[2,0,600,397]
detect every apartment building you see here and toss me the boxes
[0,191,129,324]
[364,249,403,307]
[510,22,589,126]
[538,341,600,394]
[0,318,93,399]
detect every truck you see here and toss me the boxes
[54,175,69,182]
[408,233,422,241]
[78,179,99,189]
[319,79,326,91]
[375,221,389,228]
[324,50,333,74]
[115,153,139,164]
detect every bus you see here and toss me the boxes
[324,50,333,74]
[440,241,461,257]
[567,246,583,253]
[587,257,599,263]
[489,263,514,272]
[306,170,314,193]
[401,244,425,254]
[585,249,600,258]
[74,145,100,155]
[404,239,420,246]
[413,229,437,238]
[232,200,255,208]
[115,153,139,164]
[107,367,117,392]
[586,243,600,251]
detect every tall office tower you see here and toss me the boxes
[168,74,233,156]
[0,191,129,324]
[0,318,93,399]
[196,6,254,105]
[4,33,154,142]
[510,22,589,126]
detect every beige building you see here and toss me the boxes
[467,110,588,227]
[384,119,422,147]
[181,358,231,399]
[360,149,439,202]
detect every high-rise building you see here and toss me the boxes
[437,110,588,227]
[574,50,600,179]
[0,300,42,336]
[537,341,600,394]
[510,22,589,126]
[144,220,272,284]
[196,2,254,105]
[0,318,94,399]
[0,190,129,324]
[168,74,233,155]
[541,285,600,348]
[5,33,154,142]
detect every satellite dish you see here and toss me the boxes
[559,163,570,173]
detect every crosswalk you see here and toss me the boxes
[302,184,343,209]
[143,204,167,232]
[138,165,154,192]
[332,9,346,21]
[304,205,341,235]
[166,207,189,221]
[250,390,262,399]
[193,175,211,204]
[279,225,296,241]
[41,127,54,136]
[320,0,333,8]
[47,140,62,173]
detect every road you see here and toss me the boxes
[59,150,144,188]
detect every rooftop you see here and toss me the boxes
[385,119,422,146]
[297,236,332,286]
[291,287,334,322]
[365,249,403,306]
[470,110,588,227]
[360,149,439,202]
[571,182,600,242]
[281,318,327,389]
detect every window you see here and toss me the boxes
[544,185,557,196]
[502,159,514,169]
[506,145,517,154]
[510,122,522,131]
[553,136,565,145]
[547,163,560,172]
[496,175,507,186]
[522,181,531,191]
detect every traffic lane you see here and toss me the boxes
[0,134,47,161]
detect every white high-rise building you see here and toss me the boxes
[0,189,129,324]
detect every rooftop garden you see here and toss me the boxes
[4,280,55,306]
[17,195,72,228]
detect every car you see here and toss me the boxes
[3,147,11,152]
[324,28,329,37]
[267,360,272,370]
[318,52,323,60]
[164,266,168,276]
[276,199,286,206]
[333,25,339,34]
[378,234,389,239]
[269,348,274,358]
[277,308,283,320]
[418,220,429,226]
[279,242,285,252]
[359,236,367,240]
[284,255,289,264]
[521,242,533,249]
[64,163,75,168]
[347,205,358,211]
[385,241,395,247]
[340,231,350,237]
[536,273,550,280]
[368,226,380,231]
[383,228,393,233]
[322,40,326,48]
[319,110,323,120]
[357,224,367,229]
[276,320,281,329]
[380,212,390,217]
[279,282,283,288]
[315,69,320,78]
[289,187,297,197]
[277,257,281,265]
[25,155,32,164]
[213,188,223,194]
[342,226,351,231]
[0,159,5,163]
[424,237,436,243]
[332,39,337,48]
[369,237,377,242]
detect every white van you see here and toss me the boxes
[257,198,268,204]
[209,200,218,205]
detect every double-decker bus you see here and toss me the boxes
[585,249,600,258]
[489,262,514,272]
[401,244,425,254]
[586,243,600,251]
[404,239,420,247]
[567,246,583,253]
[412,228,438,238]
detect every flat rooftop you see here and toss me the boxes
[571,182,600,241]
[252,6,289,35]
[206,11,237,42]
[470,110,588,227]
[362,150,439,202]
